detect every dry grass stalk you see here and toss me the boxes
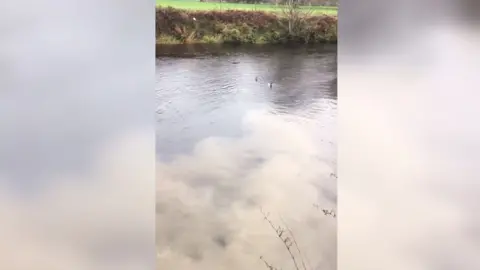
[260,208,304,270]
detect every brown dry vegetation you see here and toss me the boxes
[156,7,337,44]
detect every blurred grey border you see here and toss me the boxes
[339,0,479,61]
[340,0,479,270]
[0,0,155,269]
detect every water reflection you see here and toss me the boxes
[156,45,337,270]
[156,45,337,159]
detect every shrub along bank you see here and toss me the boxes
[156,7,337,45]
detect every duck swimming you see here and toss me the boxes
[254,76,273,88]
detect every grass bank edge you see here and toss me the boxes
[156,1,338,15]
[156,7,337,45]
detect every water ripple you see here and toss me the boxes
[156,46,337,159]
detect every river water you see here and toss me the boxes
[156,44,337,270]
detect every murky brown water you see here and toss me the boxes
[156,44,337,270]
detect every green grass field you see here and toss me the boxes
[157,0,338,15]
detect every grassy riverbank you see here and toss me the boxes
[157,0,338,15]
[156,7,337,45]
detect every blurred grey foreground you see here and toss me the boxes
[339,0,480,270]
[0,0,155,269]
